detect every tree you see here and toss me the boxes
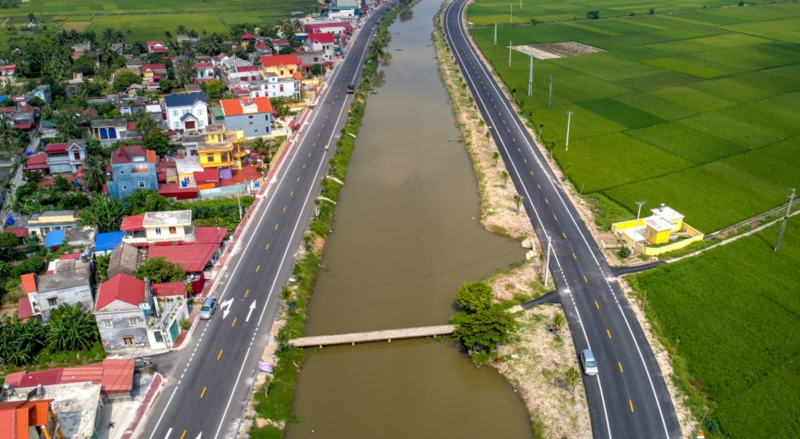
[45,304,100,352]
[81,155,107,193]
[54,111,84,139]
[53,175,73,192]
[513,194,523,211]
[492,151,500,165]
[72,54,96,75]
[565,367,580,396]
[123,190,171,214]
[205,79,226,101]
[26,96,46,107]
[452,306,517,352]
[0,119,17,153]
[77,196,126,232]
[0,231,20,261]
[113,69,142,92]
[27,12,36,23]
[649,7,656,14]
[550,312,566,333]
[456,281,494,313]
[136,256,186,283]
[586,10,600,19]
[133,110,157,136]
[310,63,324,76]
[500,170,509,186]
[158,77,178,93]
[143,129,170,155]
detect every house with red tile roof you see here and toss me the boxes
[147,40,168,54]
[259,54,302,80]
[193,62,215,83]
[45,139,86,174]
[94,273,189,353]
[0,399,63,439]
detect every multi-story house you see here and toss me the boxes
[304,21,352,45]
[120,210,195,246]
[261,72,302,100]
[19,258,93,323]
[220,97,273,138]
[304,32,336,63]
[106,145,158,200]
[0,399,64,439]
[91,119,130,145]
[142,64,167,81]
[228,65,260,86]
[260,54,302,80]
[22,210,78,239]
[94,273,189,353]
[44,139,86,174]
[164,92,208,132]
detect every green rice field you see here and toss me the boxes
[629,219,800,438]
[1,0,316,42]
[471,2,800,232]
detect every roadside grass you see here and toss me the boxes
[626,220,800,438]
[470,3,800,232]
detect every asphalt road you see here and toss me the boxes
[442,2,683,438]
[140,5,395,439]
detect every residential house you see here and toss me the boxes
[126,58,143,75]
[611,204,705,256]
[142,63,167,82]
[220,97,273,138]
[107,242,143,278]
[304,32,336,63]
[3,358,136,399]
[19,263,93,322]
[111,43,124,55]
[240,33,257,49]
[164,92,208,132]
[45,139,86,174]
[260,54,302,79]
[193,62,215,83]
[25,210,78,240]
[26,84,51,104]
[185,127,248,187]
[271,39,290,53]
[91,119,129,145]
[261,71,301,100]
[1,64,16,85]
[1,381,102,439]
[254,42,271,55]
[304,21,351,45]
[0,399,64,439]
[120,210,195,246]
[147,40,169,54]
[119,97,148,116]
[23,154,49,174]
[184,84,203,94]
[94,273,188,353]
[106,145,158,200]
[12,105,35,130]
[40,119,58,137]
[228,64,260,86]
[72,42,91,58]
[147,243,221,292]
[177,34,198,44]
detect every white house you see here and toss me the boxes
[164,92,209,132]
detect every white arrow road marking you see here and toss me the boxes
[220,298,234,320]
[246,301,257,322]
[196,433,202,439]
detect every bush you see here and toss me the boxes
[11,256,46,277]
[455,281,493,313]
[179,318,190,330]
[618,246,631,258]
[704,419,720,435]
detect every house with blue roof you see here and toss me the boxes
[164,92,209,132]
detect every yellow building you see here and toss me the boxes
[196,126,248,170]
[611,204,704,256]
[259,54,302,79]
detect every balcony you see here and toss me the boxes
[232,139,247,159]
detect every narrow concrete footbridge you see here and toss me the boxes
[289,324,455,347]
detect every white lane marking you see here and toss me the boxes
[446,1,670,437]
[442,1,618,436]
[213,346,251,439]
[164,428,173,439]
[147,385,180,439]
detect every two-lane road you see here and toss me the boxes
[442,1,682,438]
[141,4,395,439]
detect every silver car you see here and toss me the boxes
[199,297,217,320]
[580,349,598,376]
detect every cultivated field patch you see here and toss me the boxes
[513,41,604,60]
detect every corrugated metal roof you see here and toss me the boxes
[147,243,218,272]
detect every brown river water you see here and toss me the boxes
[285,0,533,437]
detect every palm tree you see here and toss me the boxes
[177,24,187,35]
[371,70,386,88]
[133,110,156,136]
[0,119,17,153]
[81,155,107,193]
[565,367,580,396]
[500,170,509,186]
[77,195,127,232]
[492,151,500,166]
[55,111,84,139]
[165,30,173,41]
[102,27,116,43]
[513,194,523,211]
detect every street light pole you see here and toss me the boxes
[565,110,574,151]
[527,55,533,96]
[775,188,796,252]
[548,75,553,108]
[510,4,513,23]
[494,23,497,45]
[633,201,646,254]
[543,234,552,287]
[509,40,512,66]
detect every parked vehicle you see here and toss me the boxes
[580,349,598,376]
[199,297,217,320]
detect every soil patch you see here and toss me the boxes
[513,42,605,59]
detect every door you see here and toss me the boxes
[185,121,196,130]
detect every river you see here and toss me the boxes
[285,0,533,437]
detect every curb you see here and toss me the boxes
[123,373,164,439]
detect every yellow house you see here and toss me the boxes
[260,54,302,80]
[611,204,704,256]
[197,126,248,170]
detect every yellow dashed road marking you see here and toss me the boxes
[256,265,260,272]
[218,350,223,360]
[595,301,599,309]
[607,329,612,338]
[200,387,207,398]
[619,362,624,373]
[232,318,237,327]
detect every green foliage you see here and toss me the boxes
[565,367,580,395]
[0,232,20,262]
[10,256,45,278]
[26,96,46,107]
[179,318,190,330]
[113,70,143,92]
[451,306,517,352]
[53,175,72,192]
[142,129,170,155]
[630,220,800,438]
[205,79,226,101]
[617,246,631,258]
[586,10,599,19]
[136,257,185,283]
[72,54,96,74]
[123,190,171,214]
[456,281,494,313]
[77,196,127,232]
[45,304,101,353]
[95,254,110,283]
[175,197,254,236]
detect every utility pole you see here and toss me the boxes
[633,201,646,254]
[510,4,513,23]
[565,110,574,151]
[236,190,243,221]
[543,234,552,287]
[671,338,680,362]
[527,55,533,96]
[775,188,796,252]
[508,40,512,66]
[548,75,553,108]
[494,23,497,45]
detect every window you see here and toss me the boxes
[128,317,138,326]
[154,331,164,343]
[280,84,284,92]
[172,110,178,116]
[123,337,134,345]
[122,185,128,191]
[155,228,162,235]
[47,298,57,307]
[138,181,145,189]
[102,320,113,329]
[174,122,179,128]
[73,152,81,160]
[207,154,215,162]
[169,227,177,234]
[183,109,189,114]
[120,170,126,175]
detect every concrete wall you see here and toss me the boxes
[33,285,93,322]
[96,310,151,351]
[224,113,272,138]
